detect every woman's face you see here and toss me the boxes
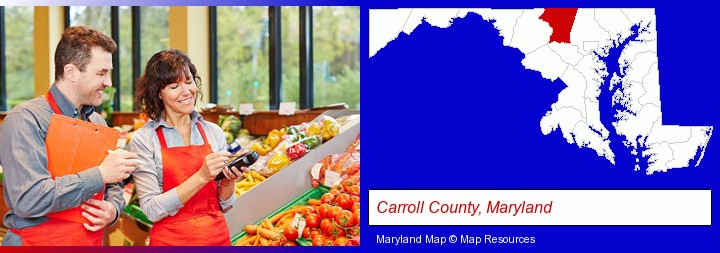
[159,73,197,116]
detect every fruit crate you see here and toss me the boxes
[231,185,329,246]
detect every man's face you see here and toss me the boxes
[76,47,113,107]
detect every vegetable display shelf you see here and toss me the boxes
[224,109,360,238]
[230,185,329,245]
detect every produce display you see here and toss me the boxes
[233,134,361,247]
[116,110,360,246]
[233,114,359,197]
[218,115,245,144]
[311,136,360,188]
[233,178,361,246]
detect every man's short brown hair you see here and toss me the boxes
[54,26,117,81]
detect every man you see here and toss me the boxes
[0,26,139,246]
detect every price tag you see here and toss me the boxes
[291,213,306,236]
[239,103,254,115]
[279,102,296,115]
[324,170,342,187]
[310,163,323,180]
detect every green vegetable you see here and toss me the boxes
[300,135,321,150]
[286,126,300,135]
[220,115,242,140]
[292,133,307,142]
[224,131,234,144]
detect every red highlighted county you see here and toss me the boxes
[539,8,578,43]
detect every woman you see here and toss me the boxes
[130,49,244,246]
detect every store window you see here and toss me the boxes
[3,6,35,110]
[140,7,169,74]
[281,6,300,108]
[69,6,111,34]
[216,6,269,110]
[313,6,360,109]
[118,6,133,111]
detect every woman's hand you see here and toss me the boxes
[218,165,247,201]
[220,150,249,184]
[199,151,231,182]
[220,166,247,185]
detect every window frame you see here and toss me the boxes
[1,6,357,112]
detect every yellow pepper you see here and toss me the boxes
[307,122,322,136]
[264,134,281,148]
[321,123,340,141]
[250,142,272,156]
[263,128,285,149]
[267,152,291,173]
[321,116,338,128]
[269,129,283,137]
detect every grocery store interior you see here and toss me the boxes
[0,6,360,246]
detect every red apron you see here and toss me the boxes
[148,122,231,246]
[10,91,114,246]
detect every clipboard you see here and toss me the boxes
[45,113,120,224]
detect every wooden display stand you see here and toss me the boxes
[111,109,327,136]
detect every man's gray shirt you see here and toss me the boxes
[0,85,124,245]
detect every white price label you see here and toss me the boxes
[324,170,342,187]
[238,103,254,115]
[291,213,306,237]
[279,102,297,115]
[310,163,323,180]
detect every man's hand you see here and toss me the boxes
[81,199,117,232]
[99,149,139,184]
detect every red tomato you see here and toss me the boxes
[320,218,333,235]
[334,236,349,246]
[323,238,334,246]
[348,185,360,196]
[318,204,331,218]
[310,229,323,240]
[302,227,311,239]
[335,193,353,210]
[284,226,299,241]
[320,193,335,204]
[351,195,360,204]
[341,179,355,192]
[302,206,316,217]
[327,206,342,220]
[352,202,360,213]
[335,210,355,227]
[305,213,320,228]
[284,241,297,246]
[330,187,342,196]
[312,235,326,246]
[330,223,346,239]
[353,210,360,225]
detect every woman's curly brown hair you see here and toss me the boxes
[136,49,202,121]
